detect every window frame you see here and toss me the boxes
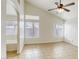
[55,24,64,37]
[24,20,40,38]
[5,21,17,35]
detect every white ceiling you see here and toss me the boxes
[6,0,78,20]
[25,0,78,20]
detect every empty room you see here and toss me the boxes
[1,0,78,59]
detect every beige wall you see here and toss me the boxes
[6,15,17,44]
[1,0,6,58]
[6,0,25,53]
[24,2,64,44]
[6,2,64,46]
[6,15,17,21]
[64,17,78,46]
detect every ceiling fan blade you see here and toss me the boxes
[63,8,70,12]
[55,2,59,6]
[64,2,75,7]
[48,8,57,11]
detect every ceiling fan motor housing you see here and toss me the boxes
[58,4,63,8]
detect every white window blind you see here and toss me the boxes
[6,21,17,35]
[55,24,64,37]
[24,21,39,38]
[24,15,39,38]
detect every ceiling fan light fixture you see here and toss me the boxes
[48,0,75,12]
[57,8,64,13]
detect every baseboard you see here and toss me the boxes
[64,39,78,47]
[24,40,64,45]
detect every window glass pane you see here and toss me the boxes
[25,21,39,38]
[34,22,39,37]
[6,21,17,35]
[24,15,39,38]
[25,22,34,38]
[56,24,64,37]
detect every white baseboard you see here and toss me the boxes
[24,40,63,45]
[64,39,78,47]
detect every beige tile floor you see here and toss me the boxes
[7,42,78,59]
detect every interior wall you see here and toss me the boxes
[24,2,64,44]
[1,0,6,58]
[6,15,17,51]
[6,15,17,44]
[6,2,65,45]
[64,17,78,46]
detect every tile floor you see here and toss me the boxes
[7,42,78,59]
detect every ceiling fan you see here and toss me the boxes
[48,0,75,12]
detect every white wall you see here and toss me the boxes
[6,0,17,16]
[6,2,65,47]
[6,0,25,53]
[1,0,6,59]
[6,16,17,42]
[6,15,17,51]
[24,2,64,44]
[64,17,78,46]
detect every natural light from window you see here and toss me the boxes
[25,15,39,38]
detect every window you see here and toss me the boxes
[24,21,39,38]
[55,24,64,37]
[24,15,39,38]
[34,22,39,37]
[6,21,17,35]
